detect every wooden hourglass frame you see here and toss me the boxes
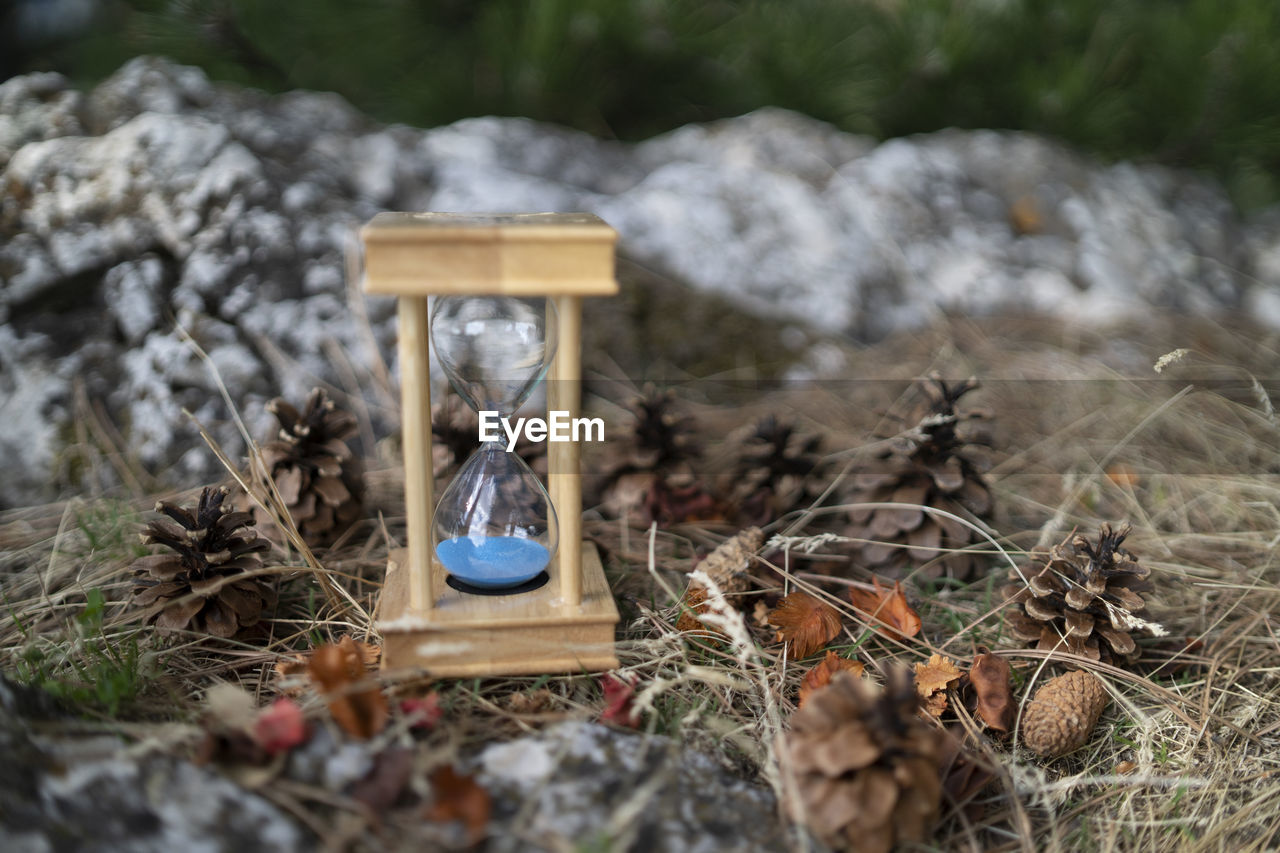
[361,212,620,677]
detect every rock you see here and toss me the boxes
[0,676,307,853]
[0,71,85,170]
[475,721,785,851]
[0,677,783,851]
[2,56,1278,507]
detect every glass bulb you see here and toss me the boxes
[432,444,558,588]
[430,295,557,414]
[429,295,559,591]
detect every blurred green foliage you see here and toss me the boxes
[13,588,153,715]
[16,0,1280,208]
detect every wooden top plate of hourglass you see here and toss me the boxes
[362,212,620,677]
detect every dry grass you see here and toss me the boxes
[2,312,1279,851]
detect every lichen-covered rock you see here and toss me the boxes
[476,720,784,851]
[0,679,783,852]
[0,676,307,852]
[2,56,1280,507]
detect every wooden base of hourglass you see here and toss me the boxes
[377,541,618,677]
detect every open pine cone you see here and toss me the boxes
[625,387,700,471]
[259,388,364,546]
[1003,523,1156,664]
[845,374,993,580]
[729,415,823,526]
[132,486,274,638]
[782,669,946,853]
[596,387,716,524]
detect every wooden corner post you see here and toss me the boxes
[548,293,583,606]
[396,295,433,613]
[361,212,619,678]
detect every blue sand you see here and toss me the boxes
[436,536,551,589]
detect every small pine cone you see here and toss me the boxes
[783,669,946,853]
[1021,670,1108,757]
[132,487,274,638]
[594,387,702,521]
[845,374,993,580]
[676,527,763,632]
[1003,523,1155,665]
[729,415,823,526]
[259,388,365,547]
[627,387,701,470]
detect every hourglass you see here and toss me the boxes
[361,212,620,677]
[430,295,558,593]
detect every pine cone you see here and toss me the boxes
[676,527,763,632]
[259,388,364,547]
[1003,523,1155,664]
[132,486,274,638]
[783,669,946,853]
[596,387,712,524]
[1021,670,1109,757]
[626,387,700,471]
[845,374,993,580]
[730,415,823,525]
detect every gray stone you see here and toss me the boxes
[0,677,788,851]
[0,677,307,853]
[0,72,85,170]
[475,721,787,852]
[104,254,166,344]
[2,55,1279,506]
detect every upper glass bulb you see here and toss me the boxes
[430,296,558,415]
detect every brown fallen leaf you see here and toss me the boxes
[848,577,921,641]
[768,591,843,658]
[798,650,865,707]
[969,651,1014,732]
[308,636,389,739]
[425,765,491,846]
[914,654,963,718]
[922,691,949,718]
[915,654,963,696]
[275,639,381,696]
